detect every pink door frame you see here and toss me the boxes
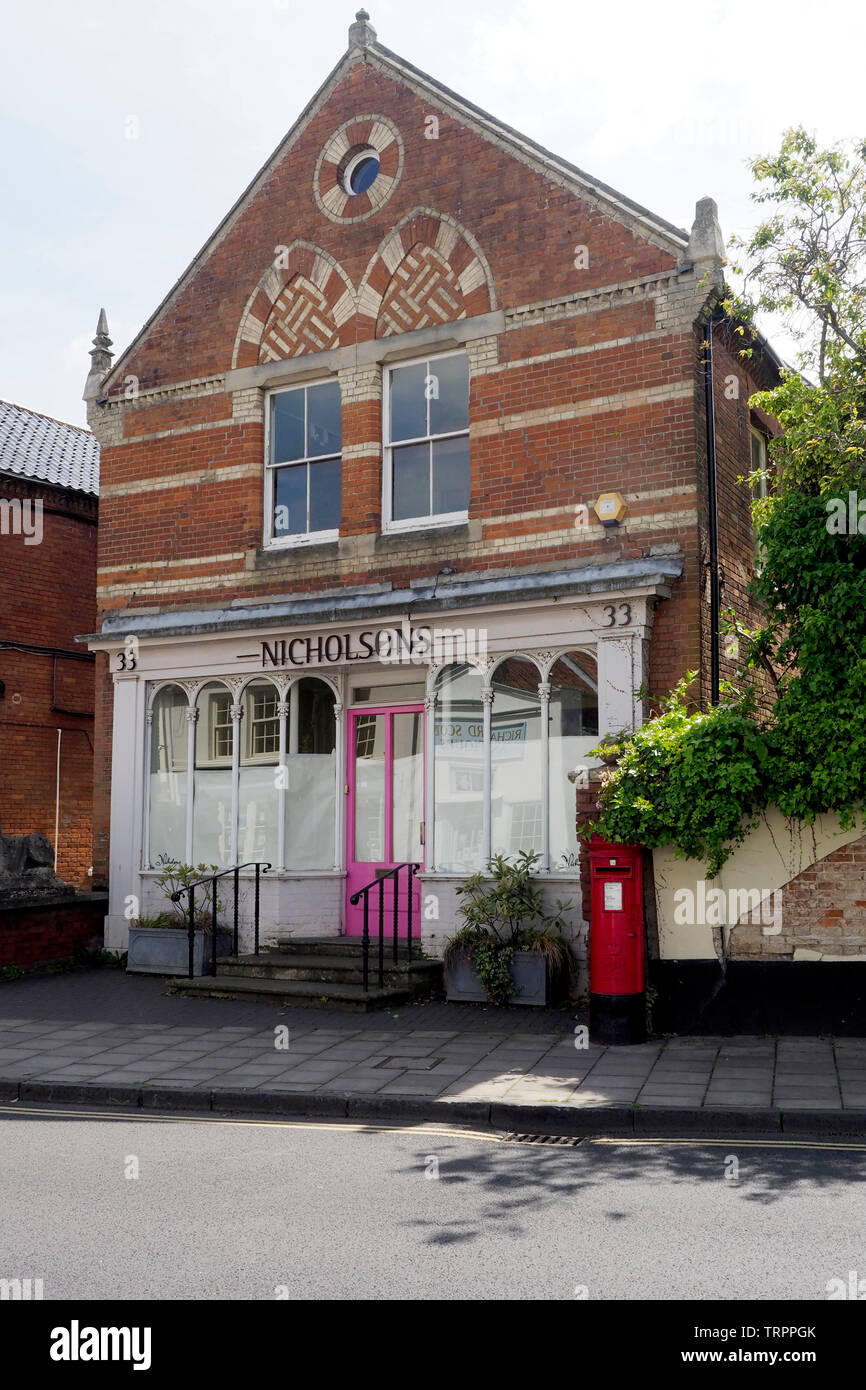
[345,704,425,936]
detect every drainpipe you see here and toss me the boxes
[54,728,62,871]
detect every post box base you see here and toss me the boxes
[590,992,646,1046]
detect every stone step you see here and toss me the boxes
[167,974,418,1012]
[216,953,441,988]
[273,935,422,959]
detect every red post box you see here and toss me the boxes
[588,835,646,1044]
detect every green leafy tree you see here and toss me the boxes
[585,128,866,872]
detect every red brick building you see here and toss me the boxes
[0,400,99,887]
[84,12,778,974]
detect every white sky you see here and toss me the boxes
[2,0,864,427]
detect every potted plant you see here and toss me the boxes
[126,857,233,976]
[444,851,576,1006]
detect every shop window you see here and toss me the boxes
[266,380,342,545]
[239,680,280,867]
[547,651,600,871]
[433,663,484,872]
[384,351,469,530]
[284,677,336,870]
[490,657,543,859]
[148,685,189,867]
[193,684,234,868]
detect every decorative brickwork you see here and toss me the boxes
[259,274,339,361]
[376,243,466,335]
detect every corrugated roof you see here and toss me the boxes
[0,399,99,496]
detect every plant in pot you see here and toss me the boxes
[444,851,576,1006]
[126,856,231,976]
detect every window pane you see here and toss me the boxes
[149,687,188,865]
[307,381,341,458]
[274,464,307,536]
[245,682,280,759]
[392,442,429,521]
[296,677,336,753]
[238,764,279,866]
[309,456,342,533]
[286,678,336,869]
[433,663,484,872]
[192,768,233,868]
[490,658,543,859]
[429,354,469,436]
[272,390,305,463]
[432,435,470,515]
[389,362,427,442]
[548,652,600,872]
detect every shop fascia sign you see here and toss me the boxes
[237,619,488,669]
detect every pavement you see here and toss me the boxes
[3,970,866,1135]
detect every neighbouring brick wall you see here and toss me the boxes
[0,476,97,886]
[729,832,866,960]
[0,895,107,969]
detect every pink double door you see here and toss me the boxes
[345,706,424,937]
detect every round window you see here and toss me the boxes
[342,148,380,195]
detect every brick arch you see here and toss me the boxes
[358,209,496,338]
[232,242,355,368]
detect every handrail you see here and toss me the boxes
[349,862,420,992]
[170,861,272,978]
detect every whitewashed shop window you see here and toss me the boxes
[431,651,600,874]
[432,663,485,872]
[547,652,599,871]
[266,380,342,546]
[148,685,188,866]
[383,351,469,531]
[284,677,336,870]
[490,657,543,859]
[238,681,280,867]
[149,676,339,873]
[193,684,234,868]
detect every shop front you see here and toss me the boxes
[92,559,680,959]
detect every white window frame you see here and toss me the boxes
[264,378,342,550]
[382,349,470,534]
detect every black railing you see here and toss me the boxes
[348,862,420,991]
[170,862,272,978]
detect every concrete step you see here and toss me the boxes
[274,936,422,960]
[167,974,418,1012]
[216,953,441,988]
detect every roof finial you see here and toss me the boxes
[83,308,114,402]
[349,8,376,48]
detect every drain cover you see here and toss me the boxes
[503,1132,583,1147]
[375,1056,443,1071]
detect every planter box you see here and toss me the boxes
[444,948,548,1007]
[127,926,233,977]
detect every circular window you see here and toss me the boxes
[314,115,403,223]
[342,148,380,195]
